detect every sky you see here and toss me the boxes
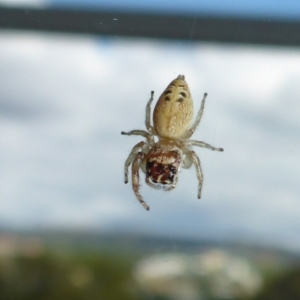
[1,0,300,21]
[0,30,300,252]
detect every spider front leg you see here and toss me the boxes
[132,152,150,211]
[184,150,203,199]
[183,93,207,139]
[123,141,148,184]
[145,91,155,134]
[145,176,178,192]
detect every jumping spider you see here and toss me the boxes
[121,75,223,210]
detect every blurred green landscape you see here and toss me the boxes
[1,231,300,300]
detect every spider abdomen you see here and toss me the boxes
[153,75,193,139]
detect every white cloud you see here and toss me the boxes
[0,31,300,251]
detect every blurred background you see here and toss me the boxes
[1,0,300,299]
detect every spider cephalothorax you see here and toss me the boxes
[146,140,181,186]
[121,75,223,210]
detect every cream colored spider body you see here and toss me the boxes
[153,75,193,139]
[122,75,223,211]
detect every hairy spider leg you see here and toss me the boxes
[132,152,150,210]
[183,93,207,139]
[186,140,224,152]
[185,150,204,199]
[123,141,148,184]
[145,91,155,134]
[121,130,154,147]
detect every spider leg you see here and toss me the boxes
[186,140,223,152]
[123,141,148,184]
[121,130,154,146]
[145,176,161,190]
[145,176,178,191]
[132,152,150,211]
[182,151,193,169]
[183,93,207,139]
[145,91,155,134]
[185,150,203,199]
